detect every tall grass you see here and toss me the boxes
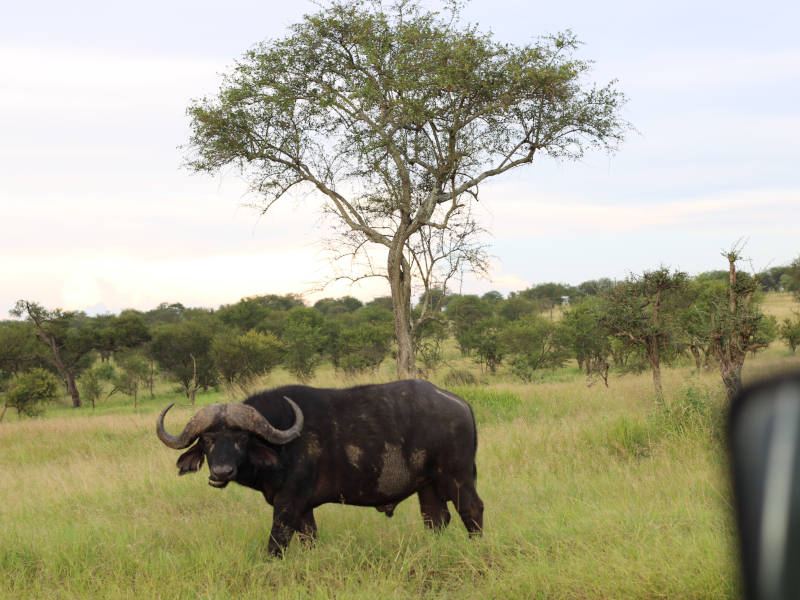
[1,361,745,599]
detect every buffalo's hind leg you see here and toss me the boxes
[418,484,451,531]
[448,477,484,536]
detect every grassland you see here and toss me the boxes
[1,293,798,599]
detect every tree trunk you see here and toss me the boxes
[388,243,417,379]
[720,362,743,403]
[38,328,81,407]
[689,345,702,372]
[149,359,155,398]
[64,370,81,408]
[0,403,8,423]
[647,339,663,399]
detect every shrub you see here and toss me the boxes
[654,384,722,443]
[3,368,61,419]
[779,314,800,354]
[443,369,478,387]
[606,416,655,459]
[79,368,104,409]
[337,322,393,375]
[211,330,284,393]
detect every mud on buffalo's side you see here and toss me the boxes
[156,378,484,555]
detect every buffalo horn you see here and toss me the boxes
[156,397,303,449]
[156,403,224,449]
[221,397,303,445]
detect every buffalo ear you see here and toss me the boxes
[249,439,280,469]
[177,442,205,475]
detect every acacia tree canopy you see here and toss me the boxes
[185,0,629,377]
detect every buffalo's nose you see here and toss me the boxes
[210,464,235,480]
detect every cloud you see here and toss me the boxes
[631,49,800,89]
[0,44,226,113]
[479,185,800,238]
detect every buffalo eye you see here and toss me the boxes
[200,434,215,453]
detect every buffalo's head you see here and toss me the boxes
[156,399,303,488]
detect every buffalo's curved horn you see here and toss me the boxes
[156,398,303,449]
[156,403,225,449]
[222,397,304,445]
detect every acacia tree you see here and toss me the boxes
[10,301,96,407]
[601,268,690,398]
[185,0,628,377]
[710,248,775,401]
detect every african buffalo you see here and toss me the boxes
[156,379,483,555]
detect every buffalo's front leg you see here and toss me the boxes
[268,516,295,556]
[297,509,317,546]
[267,495,314,556]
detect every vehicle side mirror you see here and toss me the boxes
[730,373,800,600]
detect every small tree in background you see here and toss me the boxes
[110,352,151,409]
[79,368,104,409]
[10,301,97,407]
[473,316,505,374]
[559,297,612,386]
[211,330,284,396]
[446,295,493,356]
[778,314,800,354]
[710,246,775,402]
[337,322,394,375]
[149,318,217,404]
[601,268,690,398]
[502,315,568,382]
[282,307,326,382]
[1,368,61,421]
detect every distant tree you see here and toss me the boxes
[473,316,505,374]
[338,321,395,375]
[314,296,363,316]
[520,283,573,319]
[10,301,97,407]
[502,315,569,382]
[559,297,612,385]
[282,307,326,382]
[149,318,217,404]
[679,278,724,372]
[211,330,284,396]
[414,314,448,373]
[185,1,628,378]
[601,268,690,398]
[79,367,104,410]
[577,278,614,297]
[481,291,504,304]
[709,247,776,402]
[498,295,539,322]
[0,321,43,380]
[110,352,150,409]
[143,302,187,326]
[789,256,800,299]
[1,368,61,421]
[91,311,151,362]
[445,295,493,356]
[417,288,450,313]
[779,314,800,354]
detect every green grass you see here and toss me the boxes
[1,359,751,599]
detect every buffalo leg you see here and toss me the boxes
[446,479,484,536]
[296,509,317,545]
[267,517,295,556]
[417,484,451,530]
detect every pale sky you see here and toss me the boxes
[2,0,798,316]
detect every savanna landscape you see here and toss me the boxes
[3,1,800,599]
[2,286,799,599]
